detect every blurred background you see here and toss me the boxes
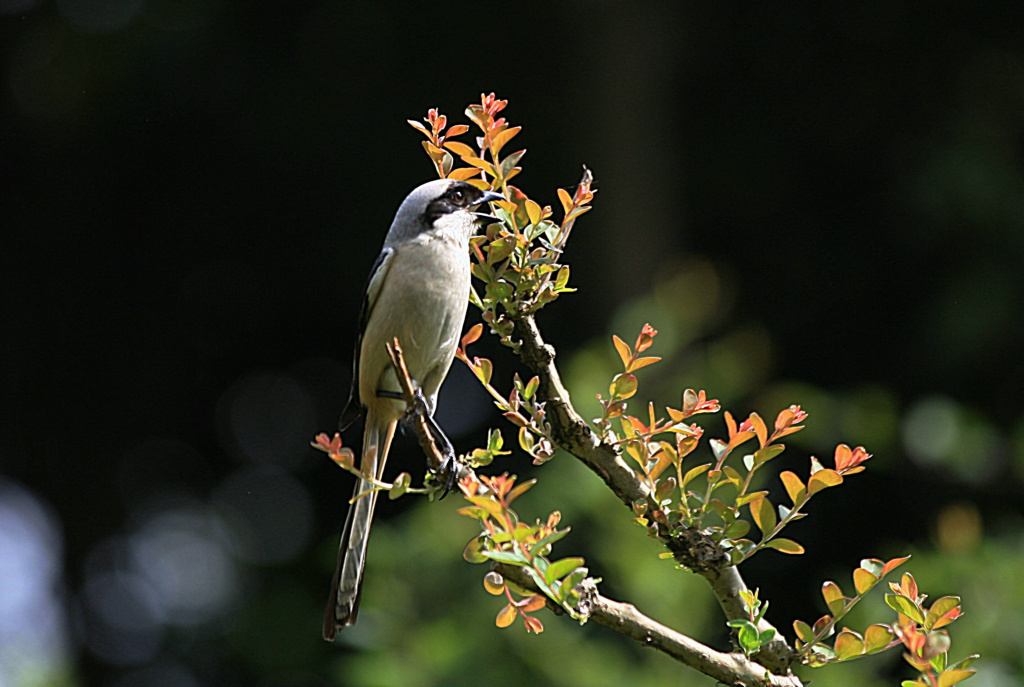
[2,2,1023,686]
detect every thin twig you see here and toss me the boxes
[494,563,802,687]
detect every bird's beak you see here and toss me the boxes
[472,190,505,223]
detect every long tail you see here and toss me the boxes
[323,413,397,640]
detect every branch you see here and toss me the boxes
[495,563,802,687]
[510,313,648,506]
[508,311,792,673]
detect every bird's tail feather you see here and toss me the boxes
[323,414,396,640]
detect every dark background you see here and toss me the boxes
[2,2,1023,686]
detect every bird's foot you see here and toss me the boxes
[400,388,459,499]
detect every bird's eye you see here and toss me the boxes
[451,189,465,204]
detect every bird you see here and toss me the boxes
[323,178,502,640]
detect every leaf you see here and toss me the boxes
[482,549,529,566]
[519,376,539,401]
[462,156,497,177]
[724,519,751,539]
[408,119,429,134]
[524,199,542,227]
[682,463,711,488]
[885,594,926,625]
[520,594,546,613]
[557,187,573,215]
[779,470,806,505]
[443,141,477,159]
[853,567,878,595]
[882,555,911,577]
[749,496,777,538]
[822,581,846,616]
[491,126,521,156]
[388,472,411,500]
[925,596,961,631]
[610,373,638,400]
[461,323,483,348]
[463,536,487,563]
[627,356,661,373]
[807,468,843,495]
[752,444,785,468]
[523,615,544,634]
[937,670,976,687]
[507,478,537,504]
[495,603,517,628]
[543,557,585,585]
[446,124,469,137]
[792,619,814,643]
[864,624,895,653]
[766,538,804,554]
[612,335,632,369]
[465,495,505,520]
[834,630,865,659]
[750,412,768,448]
[474,357,493,384]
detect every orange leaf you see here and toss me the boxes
[447,167,483,181]
[461,323,483,348]
[750,413,768,449]
[612,335,632,369]
[627,356,661,372]
[557,188,573,215]
[443,140,477,157]
[495,603,517,628]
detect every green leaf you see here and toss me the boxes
[853,567,878,595]
[543,557,585,585]
[557,568,589,603]
[724,520,751,539]
[766,538,804,554]
[482,549,529,566]
[682,463,711,488]
[885,594,926,624]
[531,527,571,555]
[473,358,494,385]
[523,376,540,400]
[388,472,411,500]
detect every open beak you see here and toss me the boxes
[472,190,505,223]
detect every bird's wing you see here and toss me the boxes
[338,246,395,431]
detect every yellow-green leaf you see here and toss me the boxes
[937,669,976,687]
[682,463,711,488]
[807,468,843,495]
[822,581,846,615]
[749,496,777,537]
[793,619,814,643]
[610,373,638,400]
[834,630,864,659]
[779,470,806,505]
[864,624,895,653]
[766,538,804,554]
[853,567,878,595]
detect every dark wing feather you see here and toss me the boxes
[338,246,394,431]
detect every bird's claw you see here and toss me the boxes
[401,388,460,499]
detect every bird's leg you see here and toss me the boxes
[388,387,459,498]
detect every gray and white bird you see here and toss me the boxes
[323,178,502,640]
